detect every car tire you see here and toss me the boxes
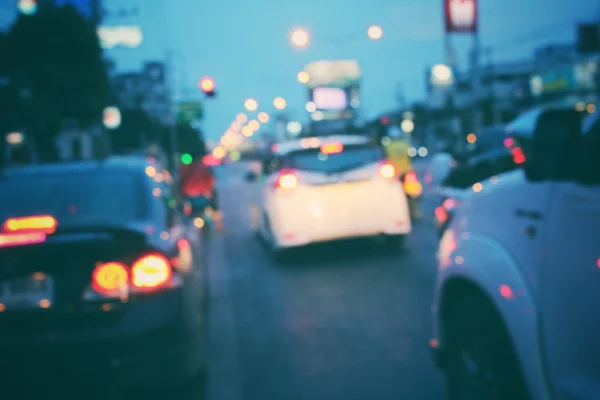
[384,234,405,252]
[443,295,530,400]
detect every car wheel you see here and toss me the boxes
[444,295,530,400]
[384,234,405,252]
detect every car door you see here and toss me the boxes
[539,108,600,399]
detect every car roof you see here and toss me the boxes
[273,134,372,156]
[506,104,586,138]
[0,156,153,180]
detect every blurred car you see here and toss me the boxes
[431,105,596,399]
[0,157,207,392]
[431,127,518,236]
[246,135,412,260]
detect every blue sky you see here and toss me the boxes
[2,0,600,141]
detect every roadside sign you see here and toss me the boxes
[177,101,203,122]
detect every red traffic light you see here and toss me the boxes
[199,77,215,93]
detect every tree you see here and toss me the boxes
[110,108,162,152]
[4,2,111,161]
[160,122,206,159]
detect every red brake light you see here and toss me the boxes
[442,198,458,209]
[404,171,418,183]
[425,172,433,184]
[435,206,448,224]
[91,262,129,295]
[0,232,47,248]
[3,215,57,234]
[511,147,526,164]
[320,143,344,154]
[131,254,172,290]
[275,170,298,189]
[380,163,396,179]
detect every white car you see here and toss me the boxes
[431,105,600,399]
[247,135,412,260]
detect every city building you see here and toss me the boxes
[112,61,171,125]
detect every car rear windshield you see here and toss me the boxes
[0,171,148,226]
[283,144,384,173]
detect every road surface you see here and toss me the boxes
[205,161,446,400]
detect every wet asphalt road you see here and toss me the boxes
[205,161,446,400]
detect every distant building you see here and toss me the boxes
[112,61,171,125]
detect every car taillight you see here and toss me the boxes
[0,232,47,248]
[275,170,298,189]
[379,162,396,179]
[511,147,526,164]
[320,143,344,154]
[88,253,174,299]
[131,254,172,290]
[3,214,57,234]
[403,171,418,183]
[442,198,459,210]
[91,262,129,296]
[435,206,448,224]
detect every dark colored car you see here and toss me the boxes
[435,126,518,237]
[0,157,207,394]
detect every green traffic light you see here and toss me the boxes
[181,153,193,165]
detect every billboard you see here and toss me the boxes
[303,60,361,89]
[444,0,477,33]
[312,87,347,110]
[303,60,361,123]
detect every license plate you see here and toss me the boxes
[0,273,54,310]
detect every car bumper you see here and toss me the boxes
[1,324,203,388]
[0,291,204,388]
[273,217,412,248]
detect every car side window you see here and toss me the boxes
[263,156,281,176]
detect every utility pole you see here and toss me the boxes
[90,0,101,27]
[165,50,179,176]
[395,82,406,109]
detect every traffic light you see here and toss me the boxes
[181,153,193,165]
[199,77,216,98]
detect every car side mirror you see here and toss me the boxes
[525,109,582,182]
[245,171,257,182]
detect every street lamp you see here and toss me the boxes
[367,25,383,40]
[297,71,310,84]
[258,112,269,123]
[401,119,414,133]
[242,126,253,137]
[236,113,247,124]
[103,106,121,129]
[244,98,258,112]
[290,28,310,48]
[6,132,24,145]
[17,0,37,15]
[430,64,453,86]
[273,97,286,110]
